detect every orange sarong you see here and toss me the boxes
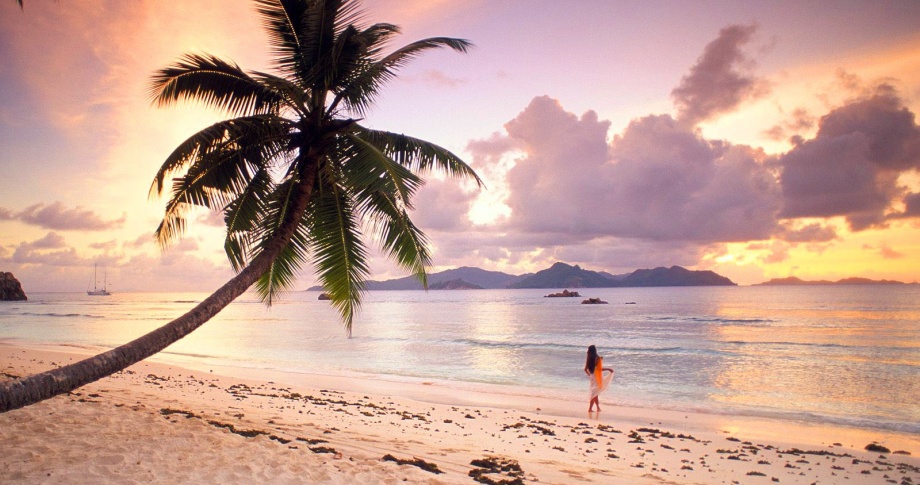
[589,356,614,399]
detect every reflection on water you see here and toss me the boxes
[1,285,918,433]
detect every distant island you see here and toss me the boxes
[428,278,483,290]
[308,262,736,291]
[510,263,735,288]
[755,276,914,286]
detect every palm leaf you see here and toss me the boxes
[150,54,281,115]
[356,127,483,185]
[151,116,293,247]
[308,181,368,336]
[254,221,312,305]
[254,0,309,80]
[338,132,421,205]
[361,189,431,288]
[333,35,472,115]
[223,167,273,271]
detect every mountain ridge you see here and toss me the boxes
[308,262,737,290]
[755,276,914,286]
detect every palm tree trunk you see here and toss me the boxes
[0,165,317,414]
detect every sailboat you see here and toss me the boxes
[87,263,111,296]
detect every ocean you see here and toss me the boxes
[1,285,918,435]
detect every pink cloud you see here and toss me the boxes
[20,231,67,250]
[777,84,920,230]
[777,222,838,243]
[495,96,780,244]
[11,232,84,267]
[410,179,476,232]
[671,24,770,126]
[764,108,816,141]
[9,202,125,231]
[879,243,904,259]
[421,70,467,88]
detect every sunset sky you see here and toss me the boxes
[2,0,920,292]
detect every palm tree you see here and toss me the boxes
[0,0,479,413]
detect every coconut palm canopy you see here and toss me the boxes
[0,0,480,413]
[149,0,480,333]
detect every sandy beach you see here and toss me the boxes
[2,343,918,484]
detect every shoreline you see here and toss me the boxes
[10,339,918,438]
[2,342,918,484]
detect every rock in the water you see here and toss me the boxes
[545,289,580,298]
[581,297,608,304]
[0,272,27,301]
[318,292,331,300]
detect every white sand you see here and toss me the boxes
[2,343,918,484]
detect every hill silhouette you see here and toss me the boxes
[309,262,737,290]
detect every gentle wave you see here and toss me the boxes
[649,316,775,325]
[721,339,918,353]
[17,312,103,319]
[359,335,702,356]
[161,350,219,360]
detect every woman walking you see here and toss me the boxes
[585,345,614,413]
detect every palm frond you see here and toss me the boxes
[150,53,282,115]
[308,182,368,336]
[327,23,399,99]
[223,167,273,271]
[254,220,312,305]
[254,0,308,78]
[361,189,431,289]
[297,0,367,96]
[356,127,483,185]
[336,135,431,287]
[149,115,292,197]
[151,116,293,247]
[338,132,422,206]
[332,35,472,115]
[248,165,314,303]
[381,37,473,69]
[252,70,311,115]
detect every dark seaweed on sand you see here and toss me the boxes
[381,454,443,474]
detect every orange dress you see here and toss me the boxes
[589,356,614,399]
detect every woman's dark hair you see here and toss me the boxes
[585,345,598,373]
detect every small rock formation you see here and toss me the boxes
[581,297,607,305]
[545,289,580,298]
[318,292,331,300]
[0,272,27,301]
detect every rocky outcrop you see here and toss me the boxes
[318,292,331,300]
[0,272,27,301]
[581,297,608,304]
[545,289,581,298]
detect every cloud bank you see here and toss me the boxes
[777,84,920,230]
[410,26,920,276]
[0,201,125,230]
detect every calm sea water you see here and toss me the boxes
[1,286,918,434]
